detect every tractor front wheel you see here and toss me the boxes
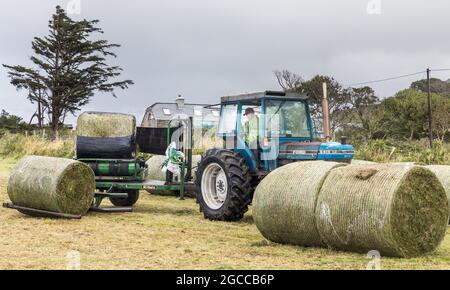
[195,149,254,221]
[109,189,140,207]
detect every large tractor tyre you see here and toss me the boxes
[195,149,254,221]
[109,189,140,207]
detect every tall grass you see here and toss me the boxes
[0,133,75,159]
[355,139,450,165]
[1,132,448,165]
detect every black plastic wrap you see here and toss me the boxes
[76,135,135,159]
[136,127,179,155]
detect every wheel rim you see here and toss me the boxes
[201,163,228,210]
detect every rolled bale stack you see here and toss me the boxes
[253,161,347,247]
[7,156,95,216]
[316,164,449,258]
[425,165,450,211]
[76,112,136,159]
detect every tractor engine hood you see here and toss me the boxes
[278,141,355,161]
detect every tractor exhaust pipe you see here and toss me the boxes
[322,82,331,142]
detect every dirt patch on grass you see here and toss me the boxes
[0,158,449,270]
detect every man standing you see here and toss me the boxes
[243,107,259,163]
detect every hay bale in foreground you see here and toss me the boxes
[426,165,450,210]
[7,156,95,216]
[253,161,346,247]
[316,164,449,257]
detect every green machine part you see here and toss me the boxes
[81,159,146,179]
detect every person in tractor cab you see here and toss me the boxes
[243,107,260,163]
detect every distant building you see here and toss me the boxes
[141,95,220,129]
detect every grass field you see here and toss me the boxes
[0,158,449,270]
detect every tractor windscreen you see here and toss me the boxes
[265,100,310,138]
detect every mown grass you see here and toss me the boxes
[0,158,449,270]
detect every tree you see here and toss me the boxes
[381,89,429,140]
[274,70,303,91]
[0,110,28,131]
[274,71,352,132]
[3,6,133,138]
[411,78,450,97]
[431,94,450,141]
[298,75,352,131]
[343,86,380,138]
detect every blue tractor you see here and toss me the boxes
[195,91,355,221]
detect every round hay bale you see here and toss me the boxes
[425,165,450,210]
[146,155,202,182]
[351,160,377,165]
[76,112,136,138]
[146,155,167,181]
[253,161,347,247]
[145,155,201,196]
[7,156,95,216]
[316,164,449,257]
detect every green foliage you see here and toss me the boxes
[411,78,450,97]
[3,5,133,136]
[0,110,29,133]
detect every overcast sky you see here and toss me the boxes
[1,0,450,124]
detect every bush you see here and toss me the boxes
[0,133,75,159]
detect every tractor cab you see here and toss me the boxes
[195,90,354,222]
[217,91,354,173]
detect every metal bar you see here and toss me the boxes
[322,82,331,142]
[95,192,128,198]
[3,203,82,219]
[426,68,433,148]
[179,164,185,200]
[89,207,133,213]
[186,117,193,181]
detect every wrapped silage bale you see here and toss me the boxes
[76,112,136,159]
[425,165,450,210]
[316,164,449,258]
[7,156,95,216]
[253,161,347,247]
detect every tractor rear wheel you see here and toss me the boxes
[109,189,140,207]
[195,149,254,221]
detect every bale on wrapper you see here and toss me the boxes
[76,112,136,159]
[316,164,449,258]
[253,161,346,247]
[7,156,95,216]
